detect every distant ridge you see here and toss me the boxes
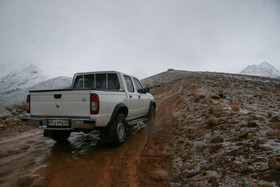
[240,62,280,78]
[142,69,195,86]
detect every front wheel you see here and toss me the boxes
[144,105,156,125]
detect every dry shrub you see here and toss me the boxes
[267,111,273,118]
[231,103,240,112]
[206,115,218,127]
[178,96,185,103]
[211,95,220,100]
[210,105,224,117]
[192,92,206,102]
[5,103,27,116]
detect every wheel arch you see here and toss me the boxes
[150,101,156,110]
[109,103,128,123]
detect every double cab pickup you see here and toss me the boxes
[24,71,156,146]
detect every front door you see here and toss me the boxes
[124,75,140,120]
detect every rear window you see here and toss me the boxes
[96,74,107,89]
[73,73,120,91]
[73,74,94,89]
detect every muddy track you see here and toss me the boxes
[0,79,186,187]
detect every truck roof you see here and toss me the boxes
[73,71,135,78]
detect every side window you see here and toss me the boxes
[108,73,120,90]
[124,75,134,92]
[96,74,107,90]
[74,75,83,89]
[133,78,144,93]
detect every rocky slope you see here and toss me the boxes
[146,71,280,186]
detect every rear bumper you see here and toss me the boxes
[22,117,96,131]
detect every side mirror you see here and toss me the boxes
[137,88,149,94]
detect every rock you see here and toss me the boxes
[208,176,219,187]
[204,147,210,153]
[210,134,224,143]
[211,95,220,100]
[150,168,168,182]
[266,130,279,138]
[0,115,9,120]
[231,161,238,167]
[270,116,280,122]
[257,139,266,144]
[234,131,249,141]
[181,163,189,170]
[269,157,280,170]
[235,147,249,156]
[269,122,280,130]
[239,131,249,138]
[261,145,272,151]
[248,122,258,128]
[218,92,226,99]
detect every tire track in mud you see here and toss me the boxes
[31,129,149,186]
[0,129,54,187]
[137,79,189,186]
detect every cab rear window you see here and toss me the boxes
[73,73,120,91]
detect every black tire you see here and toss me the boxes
[50,130,71,142]
[100,113,127,146]
[145,105,156,125]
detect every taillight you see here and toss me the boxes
[27,95,30,113]
[90,94,99,114]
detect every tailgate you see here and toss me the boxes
[30,90,91,117]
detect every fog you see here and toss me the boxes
[0,0,279,79]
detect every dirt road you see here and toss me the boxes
[0,80,185,187]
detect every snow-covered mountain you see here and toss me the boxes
[0,65,72,115]
[0,64,48,94]
[29,76,72,91]
[240,62,280,78]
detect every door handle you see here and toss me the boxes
[129,95,132,98]
[138,96,141,99]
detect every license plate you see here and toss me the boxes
[47,120,70,127]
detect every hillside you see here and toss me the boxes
[0,70,279,186]
[144,71,280,186]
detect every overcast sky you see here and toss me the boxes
[0,0,279,79]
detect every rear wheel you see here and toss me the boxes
[100,113,127,146]
[50,130,71,142]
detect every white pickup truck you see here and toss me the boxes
[24,71,156,145]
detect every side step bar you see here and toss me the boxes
[127,117,148,126]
